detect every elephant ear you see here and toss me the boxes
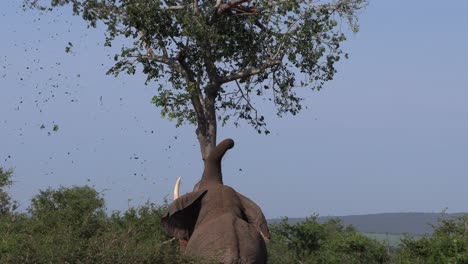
[161,190,207,240]
[237,192,271,241]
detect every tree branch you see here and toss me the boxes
[217,0,256,15]
[161,4,191,10]
[193,0,200,14]
[136,54,185,75]
[220,59,281,84]
[178,67,205,127]
[137,33,209,156]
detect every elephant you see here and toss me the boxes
[161,138,270,264]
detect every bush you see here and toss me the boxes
[0,184,194,263]
[0,167,18,215]
[2,170,466,263]
[268,216,390,264]
[394,215,468,264]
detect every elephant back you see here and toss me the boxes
[195,185,243,225]
[186,212,268,264]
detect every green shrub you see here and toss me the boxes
[394,215,468,264]
[268,216,390,264]
[0,167,17,215]
[2,170,466,263]
[0,184,194,263]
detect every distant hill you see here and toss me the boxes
[268,212,467,235]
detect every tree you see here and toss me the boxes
[24,0,367,161]
[29,186,106,239]
[0,167,18,215]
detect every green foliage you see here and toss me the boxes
[363,233,412,250]
[25,0,367,133]
[28,186,106,239]
[2,181,468,263]
[0,185,194,263]
[1,179,390,263]
[268,216,391,264]
[0,167,18,215]
[394,215,468,264]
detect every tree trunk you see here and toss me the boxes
[195,86,218,161]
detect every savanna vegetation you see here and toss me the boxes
[1,168,467,263]
[8,1,466,263]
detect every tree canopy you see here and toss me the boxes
[25,0,367,159]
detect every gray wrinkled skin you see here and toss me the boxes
[162,139,270,264]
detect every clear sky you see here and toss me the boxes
[1,1,467,218]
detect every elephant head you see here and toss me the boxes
[161,138,270,263]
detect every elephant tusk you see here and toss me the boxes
[173,176,181,200]
[260,231,270,243]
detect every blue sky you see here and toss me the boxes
[1,1,467,218]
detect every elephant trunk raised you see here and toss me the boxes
[162,138,270,264]
[198,138,234,188]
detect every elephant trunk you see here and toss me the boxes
[200,138,234,187]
